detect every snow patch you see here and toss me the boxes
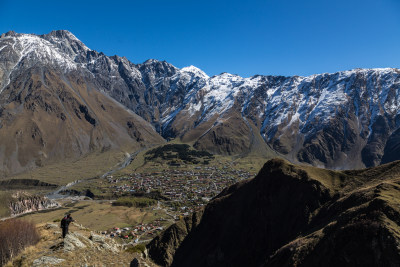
[181,65,209,79]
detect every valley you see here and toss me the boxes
[0,29,400,266]
[0,143,263,266]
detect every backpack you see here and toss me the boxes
[60,217,67,228]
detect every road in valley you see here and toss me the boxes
[47,151,137,199]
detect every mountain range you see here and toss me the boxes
[1,30,400,174]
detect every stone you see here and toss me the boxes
[63,233,87,252]
[45,223,59,230]
[89,232,106,243]
[101,242,120,253]
[32,256,65,266]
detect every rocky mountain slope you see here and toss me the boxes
[1,30,400,171]
[147,158,400,267]
[0,30,164,175]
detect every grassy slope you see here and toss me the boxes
[1,148,130,185]
[19,200,168,231]
[0,146,144,220]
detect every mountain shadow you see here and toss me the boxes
[147,158,400,267]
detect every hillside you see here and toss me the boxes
[3,222,155,267]
[0,30,164,176]
[147,158,400,267]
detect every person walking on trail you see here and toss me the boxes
[60,214,74,238]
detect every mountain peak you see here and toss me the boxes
[0,32,79,73]
[0,30,18,38]
[41,30,90,54]
[180,65,209,79]
[143,58,161,64]
[1,30,400,170]
[45,30,76,39]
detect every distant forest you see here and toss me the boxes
[145,144,214,164]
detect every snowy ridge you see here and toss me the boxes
[1,30,400,167]
[1,31,399,137]
[181,65,209,79]
[3,34,78,70]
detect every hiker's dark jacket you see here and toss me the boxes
[60,216,73,229]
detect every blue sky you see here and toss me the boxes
[1,0,400,77]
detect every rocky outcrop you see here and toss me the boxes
[47,229,122,255]
[8,192,59,216]
[32,256,65,266]
[147,158,400,267]
[7,221,155,267]
[147,209,204,266]
[63,232,88,252]
[89,232,121,253]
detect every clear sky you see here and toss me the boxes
[1,0,400,77]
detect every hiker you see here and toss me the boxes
[60,213,74,238]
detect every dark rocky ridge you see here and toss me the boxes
[147,159,400,267]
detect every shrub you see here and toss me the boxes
[112,197,156,208]
[0,219,40,265]
[126,244,146,254]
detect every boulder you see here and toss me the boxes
[89,232,106,243]
[63,233,87,252]
[45,223,59,230]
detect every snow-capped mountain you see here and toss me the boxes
[0,30,165,174]
[1,30,400,172]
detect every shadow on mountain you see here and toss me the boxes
[147,158,400,267]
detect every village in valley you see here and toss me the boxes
[33,144,258,245]
[100,164,254,243]
[0,144,261,265]
[109,166,253,205]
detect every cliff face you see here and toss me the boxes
[8,192,59,216]
[147,159,400,267]
[147,210,204,266]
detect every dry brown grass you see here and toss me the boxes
[20,199,168,231]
